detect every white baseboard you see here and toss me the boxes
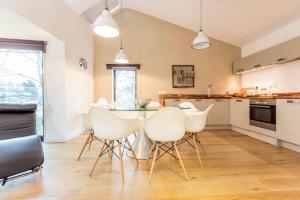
[205,125,232,130]
[232,126,278,145]
[232,126,300,153]
[278,140,300,153]
[44,131,82,143]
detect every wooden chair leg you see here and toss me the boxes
[125,138,139,165]
[118,140,125,184]
[77,133,91,161]
[90,140,106,176]
[88,131,94,150]
[185,136,190,152]
[197,134,206,155]
[193,135,203,168]
[146,142,156,165]
[148,142,159,183]
[109,140,114,159]
[173,142,189,181]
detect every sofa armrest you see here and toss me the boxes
[0,135,44,179]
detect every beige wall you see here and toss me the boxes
[1,0,94,142]
[94,9,241,102]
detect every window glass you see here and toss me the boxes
[113,68,136,108]
[0,49,44,136]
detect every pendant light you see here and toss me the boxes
[92,0,119,38]
[192,0,211,49]
[114,0,129,64]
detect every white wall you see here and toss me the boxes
[241,60,300,93]
[242,18,300,57]
[0,0,94,142]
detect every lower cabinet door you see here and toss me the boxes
[230,99,250,130]
[277,99,300,145]
[207,99,230,125]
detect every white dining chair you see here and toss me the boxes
[183,104,214,168]
[146,101,161,119]
[97,97,109,107]
[89,107,139,184]
[76,103,97,161]
[145,107,189,183]
[178,101,199,114]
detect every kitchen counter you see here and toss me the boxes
[159,93,300,106]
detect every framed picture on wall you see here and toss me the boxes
[172,65,195,88]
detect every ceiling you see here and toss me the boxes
[64,0,300,47]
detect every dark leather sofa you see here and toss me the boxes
[0,104,44,186]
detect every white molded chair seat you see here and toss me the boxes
[146,101,161,109]
[76,103,97,161]
[145,107,186,142]
[146,101,161,119]
[178,101,199,115]
[186,104,214,132]
[89,107,139,184]
[145,107,189,182]
[91,107,138,140]
[97,97,109,107]
[183,104,214,168]
[76,103,92,130]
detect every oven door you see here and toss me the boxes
[250,104,276,130]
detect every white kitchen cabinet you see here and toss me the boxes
[164,98,230,126]
[277,99,300,145]
[192,99,209,111]
[165,99,181,107]
[230,99,250,130]
[207,99,230,125]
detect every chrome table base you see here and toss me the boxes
[127,131,152,160]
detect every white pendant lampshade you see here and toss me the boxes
[192,0,211,49]
[192,30,211,49]
[114,48,129,64]
[92,9,119,38]
[114,0,129,64]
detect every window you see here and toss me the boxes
[0,39,45,138]
[113,68,137,108]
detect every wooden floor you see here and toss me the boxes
[2,130,300,200]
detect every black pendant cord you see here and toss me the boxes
[120,0,123,49]
[200,0,203,31]
[105,0,109,10]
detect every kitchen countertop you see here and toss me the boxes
[159,93,300,105]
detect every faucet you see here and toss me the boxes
[208,84,213,97]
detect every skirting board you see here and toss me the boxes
[232,126,300,153]
[205,125,232,130]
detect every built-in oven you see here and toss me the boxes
[250,99,276,131]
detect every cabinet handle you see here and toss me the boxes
[286,100,300,104]
[236,99,243,102]
[250,105,272,108]
[215,99,223,102]
[195,99,202,102]
[173,99,180,102]
[237,69,244,72]
[253,64,261,68]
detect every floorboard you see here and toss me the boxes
[1,130,300,200]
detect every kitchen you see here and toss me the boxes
[160,36,300,153]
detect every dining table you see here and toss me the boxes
[109,107,159,160]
